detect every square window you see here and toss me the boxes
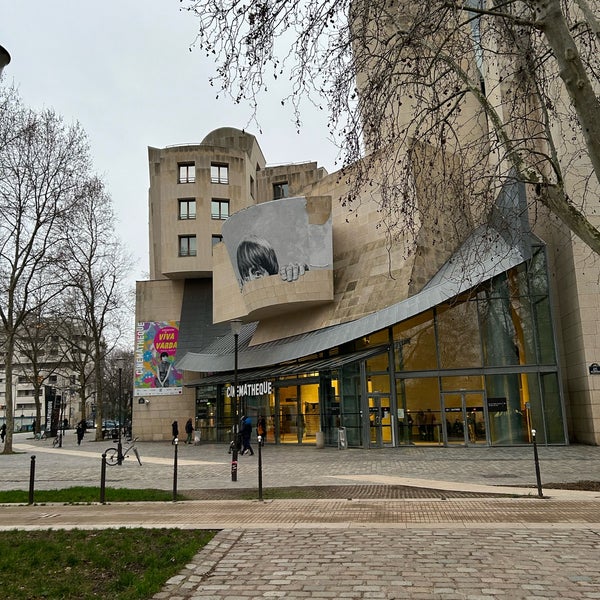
[211,199,230,220]
[211,163,229,184]
[178,198,196,220]
[273,182,289,200]
[179,235,197,257]
[178,162,195,184]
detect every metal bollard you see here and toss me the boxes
[231,439,238,482]
[28,456,36,505]
[100,453,107,504]
[531,429,544,498]
[173,437,178,502]
[257,435,263,502]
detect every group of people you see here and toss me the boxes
[171,418,195,444]
[225,414,268,456]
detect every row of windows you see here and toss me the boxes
[178,162,230,185]
[178,234,222,257]
[177,160,290,202]
[178,199,230,220]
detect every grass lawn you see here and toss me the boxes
[0,487,184,504]
[0,528,217,600]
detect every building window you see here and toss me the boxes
[273,182,289,200]
[211,163,229,184]
[49,375,57,384]
[178,162,195,184]
[250,175,255,199]
[211,199,230,220]
[178,198,196,220]
[18,376,29,384]
[211,235,223,254]
[179,235,197,257]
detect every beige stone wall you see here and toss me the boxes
[133,279,196,441]
[257,163,327,202]
[243,143,474,344]
[148,129,267,281]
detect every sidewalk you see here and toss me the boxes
[3,433,600,599]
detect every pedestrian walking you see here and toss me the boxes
[76,420,86,446]
[0,422,6,443]
[241,415,254,455]
[185,418,193,444]
[171,420,179,444]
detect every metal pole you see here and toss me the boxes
[28,455,36,505]
[257,435,263,502]
[100,453,107,504]
[117,367,123,465]
[173,437,178,501]
[59,393,64,447]
[531,429,544,498]
[231,330,239,482]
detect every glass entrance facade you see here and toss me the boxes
[194,244,567,447]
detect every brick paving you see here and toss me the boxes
[3,433,600,598]
[156,529,600,600]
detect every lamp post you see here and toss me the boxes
[230,319,242,482]
[117,363,124,465]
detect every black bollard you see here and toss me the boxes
[28,456,36,505]
[231,439,238,482]
[257,435,263,502]
[173,437,178,502]
[100,453,107,504]
[531,429,544,498]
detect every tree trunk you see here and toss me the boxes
[2,337,15,453]
[534,0,600,188]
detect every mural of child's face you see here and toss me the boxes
[244,265,270,283]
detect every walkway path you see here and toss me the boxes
[3,433,600,598]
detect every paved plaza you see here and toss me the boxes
[2,432,600,598]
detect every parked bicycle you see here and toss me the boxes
[104,437,142,466]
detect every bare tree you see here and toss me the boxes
[181,0,600,255]
[0,85,90,453]
[60,177,133,441]
[12,298,66,435]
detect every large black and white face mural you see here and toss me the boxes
[222,196,333,291]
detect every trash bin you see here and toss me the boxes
[315,431,325,449]
[194,430,201,446]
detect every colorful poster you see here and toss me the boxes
[134,321,183,396]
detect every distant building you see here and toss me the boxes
[0,326,93,432]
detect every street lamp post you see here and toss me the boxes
[230,319,242,482]
[117,365,123,465]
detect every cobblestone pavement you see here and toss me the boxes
[3,433,600,599]
[5,431,600,493]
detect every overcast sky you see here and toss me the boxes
[0,0,339,286]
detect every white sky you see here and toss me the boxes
[0,0,339,286]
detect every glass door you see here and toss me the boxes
[368,395,392,447]
[441,392,487,446]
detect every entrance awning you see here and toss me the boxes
[186,345,387,387]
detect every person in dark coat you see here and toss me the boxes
[76,420,86,446]
[171,420,179,444]
[185,418,194,444]
[241,415,254,456]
